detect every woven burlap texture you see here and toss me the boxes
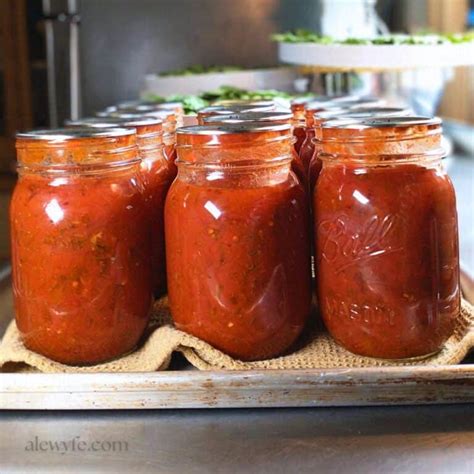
[1,297,473,373]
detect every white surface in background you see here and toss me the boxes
[279,42,474,70]
[141,68,298,97]
[319,0,382,40]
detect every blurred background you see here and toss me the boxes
[0,0,473,283]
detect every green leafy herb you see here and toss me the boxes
[272,30,474,45]
[143,86,296,115]
[159,65,243,77]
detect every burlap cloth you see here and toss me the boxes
[1,297,473,373]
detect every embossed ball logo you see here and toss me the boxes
[317,214,402,273]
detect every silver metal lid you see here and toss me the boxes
[66,116,162,128]
[16,127,135,140]
[322,116,441,129]
[329,95,380,104]
[213,99,276,107]
[306,96,382,111]
[117,100,182,110]
[111,109,175,120]
[198,104,275,115]
[203,110,292,124]
[291,94,347,106]
[316,107,412,121]
[177,123,292,135]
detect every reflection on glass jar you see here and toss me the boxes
[202,111,306,189]
[11,128,153,364]
[314,116,460,359]
[308,106,413,194]
[166,123,312,361]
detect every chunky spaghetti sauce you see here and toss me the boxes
[166,124,312,361]
[313,117,460,359]
[11,129,153,364]
[67,116,176,295]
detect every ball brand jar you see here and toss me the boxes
[166,124,312,361]
[314,116,460,359]
[196,104,276,125]
[111,110,178,170]
[299,97,385,177]
[11,128,153,364]
[308,107,413,191]
[290,95,362,154]
[67,116,176,295]
[112,100,185,127]
[202,111,306,186]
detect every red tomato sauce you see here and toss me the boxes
[165,125,312,360]
[314,120,460,359]
[11,130,153,364]
[138,126,176,295]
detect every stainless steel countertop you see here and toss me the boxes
[1,405,474,473]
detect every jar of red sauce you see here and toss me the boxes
[66,116,176,295]
[11,128,153,364]
[290,97,315,154]
[112,100,185,127]
[166,123,312,361]
[299,97,385,177]
[290,95,354,154]
[196,104,276,125]
[111,110,178,170]
[202,111,306,187]
[308,107,413,192]
[314,116,460,359]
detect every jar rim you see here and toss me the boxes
[213,99,276,107]
[116,100,183,110]
[66,116,163,128]
[322,116,441,130]
[291,94,346,106]
[177,123,292,135]
[306,96,382,112]
[315,107,412,121]
[203,111,292,124]
[98,108,176,120]
[16,127,134,140]
[198,104,275,115]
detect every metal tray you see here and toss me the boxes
[1,362,474,410]
[1,274,473,410]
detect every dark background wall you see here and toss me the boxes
[49,0,424,118]
[78,0,322,115]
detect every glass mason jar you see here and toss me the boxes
[11,128,153,364]
[166,123,312,361]
[108,109,179,170]
[197,104,276,125]
[202,111,306,187]
[299,97,384,178]
[308,107,413,192]
[102,101,185,128]
[290,97,314,154]
[313,116,460,359]
[66,116,176,295]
